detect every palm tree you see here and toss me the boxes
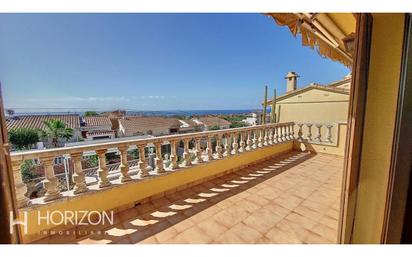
[42,119,73,148]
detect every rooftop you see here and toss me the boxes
[193,117,232,127]
[6,114,80,130]
[82,116,112,128]
[35,151,342,244]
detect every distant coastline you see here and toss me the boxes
[9,109,258,117]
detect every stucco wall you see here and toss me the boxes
[275,88,349,123]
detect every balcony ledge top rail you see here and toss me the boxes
[10,122,294,161]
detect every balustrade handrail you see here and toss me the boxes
[10,122,295,161]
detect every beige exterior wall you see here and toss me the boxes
[275,88,349,123]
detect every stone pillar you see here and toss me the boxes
[215,134,223,159]
[239,132,246,152]
[290,123,295,140]
[71,153,88,194]
[306,123,313,141]
[281,125,287,141]
[315,124,322,142]
[273,126,279,144]
[263,128,269,146]
[154,142,165,173]
[169,140,179,169]
[11,160,29,208]
[232,133,239,155]
[252,129,258,149]
[223,134,231,156]
[326,125,333,143]
[257,129,263,147]
[138,145,150,177]
[267,128,273,145]
[194,138,204,164]
[297,123,304,141]
[118,146,132,182]
[42,156,62,202]
[206,136,213,161]
[246,130,252,151]
[96,149,111,188]
[182,138,192,166]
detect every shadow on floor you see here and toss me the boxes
[38,150,316,244]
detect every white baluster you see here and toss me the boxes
[154,142,165,173]
[96,149,111,188]
[315,124,322,142]
[326,124,333,143]
[118,146,132,182]
[42,156,62,202]
[215,134,223,159]
[169,140,179,169]
[138,144,150,177]
[182,138,192,166]
[71,152,89,193]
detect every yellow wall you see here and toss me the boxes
[18,141,294,243]
[295,123,347,156]
[351,13,405,243]
[276,89,349,123]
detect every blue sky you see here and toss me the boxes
[0,13,350,111]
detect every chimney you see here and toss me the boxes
[285,71,299,92]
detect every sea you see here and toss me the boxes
[11,109,258,117]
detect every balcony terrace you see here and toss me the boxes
[10,122,345,244]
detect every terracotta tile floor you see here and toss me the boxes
[36,151,343,244]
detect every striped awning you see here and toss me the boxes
[266,13,356,68]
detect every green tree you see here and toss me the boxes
[42,119,73,147]
[84,111,98,117]
[8,128,40,150]
[209,125,220,131]
[230,121,249,128]
[21,160,40,183]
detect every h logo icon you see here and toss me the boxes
[9,211,28,235]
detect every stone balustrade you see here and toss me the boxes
[295,122,339,146]
[10,122,295,208]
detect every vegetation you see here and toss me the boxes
[21,160,40,183]
[84,111,98,116]
[221,114,249,128]
[209,125,221,131]
[8,128,40,150]
[229,121,249,128]
[41,119,73,147]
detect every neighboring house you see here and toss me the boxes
[192,117,231,131]
[6,114,81,149]
[266,72,351,123]
[242,113,258,126]
[80,116,115,141]
[177,119,202,133]
[117,116,182,137]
